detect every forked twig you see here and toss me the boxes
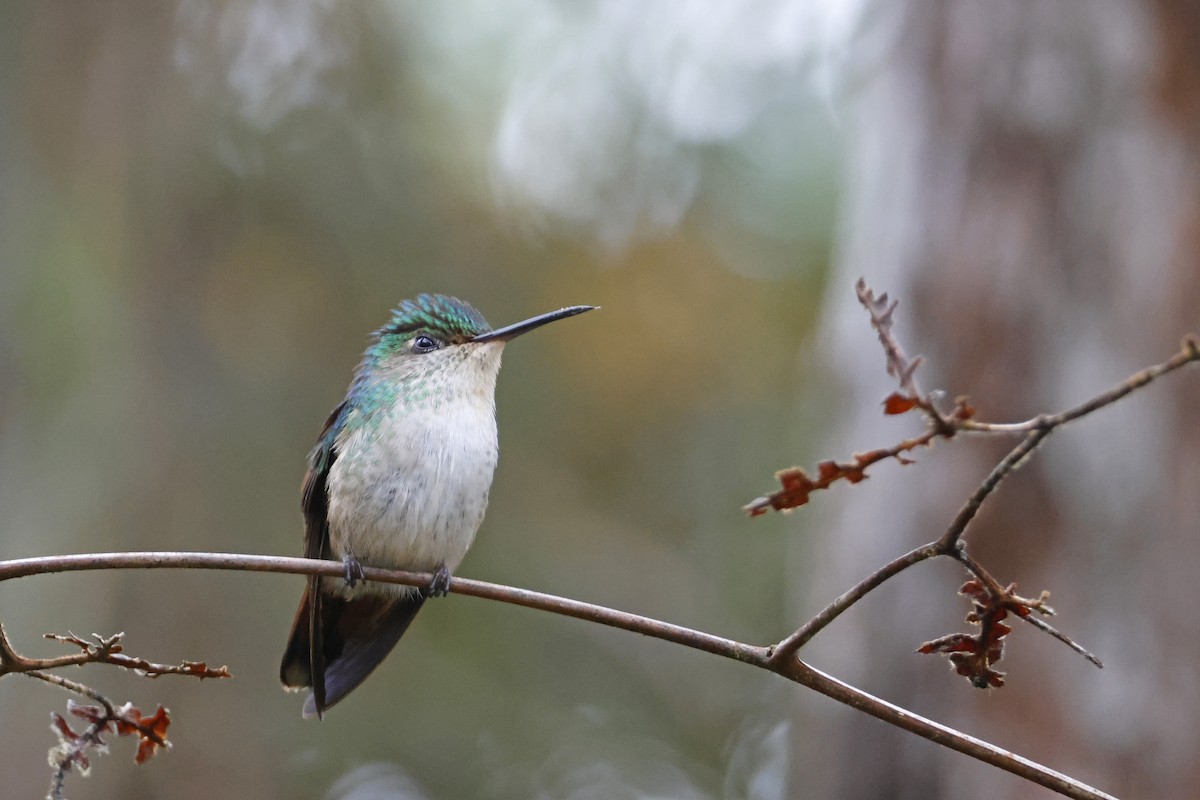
[759,280,1196,687]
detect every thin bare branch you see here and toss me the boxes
[0,622,24,670]
[0,625,230,679]
[938,428,1050,550]
[1018,613,1104,668]
[25,669,115,709]
[959,334,1200,435]
[33,632,232,679]
[0,549,1113,800]
[769,542,941,664]
[782,660,1116,800]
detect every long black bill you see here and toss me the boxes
[471,305,597,343]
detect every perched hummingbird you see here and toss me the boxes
[280,294,595,716]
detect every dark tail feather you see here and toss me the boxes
[305,593,425,717]
[280,582,425,718]
[280,580,318,690]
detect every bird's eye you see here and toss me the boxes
[411,335,439,353]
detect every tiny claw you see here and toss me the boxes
[424,564,452,598]
[343,554,366,588]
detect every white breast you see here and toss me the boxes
[324,343,502,596]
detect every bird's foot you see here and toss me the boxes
[342,554,366,589]
[423,563,452,598]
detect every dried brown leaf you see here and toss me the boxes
[883,392,919,415]
[51,712,80,743]
[122,705,171,764]
[744,432,937,516]
[68,702,110,726]
[919,580,1017,689]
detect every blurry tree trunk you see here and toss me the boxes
[795,2,1200,798]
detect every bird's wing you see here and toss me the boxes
[301,400,348,562]
[280,400,348,714]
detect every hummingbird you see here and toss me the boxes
[280,294,595,716]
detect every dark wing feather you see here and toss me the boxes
[280,401,349,714]
[301,401,348,561]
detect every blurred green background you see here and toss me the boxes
[2,2,1199,800]
[0,3,834,799]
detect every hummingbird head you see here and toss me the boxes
[357,294,595,406]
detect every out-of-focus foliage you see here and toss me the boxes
[3,1,1200,799]
[0,2,837,799]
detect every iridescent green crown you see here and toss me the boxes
[378,294,490,340]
